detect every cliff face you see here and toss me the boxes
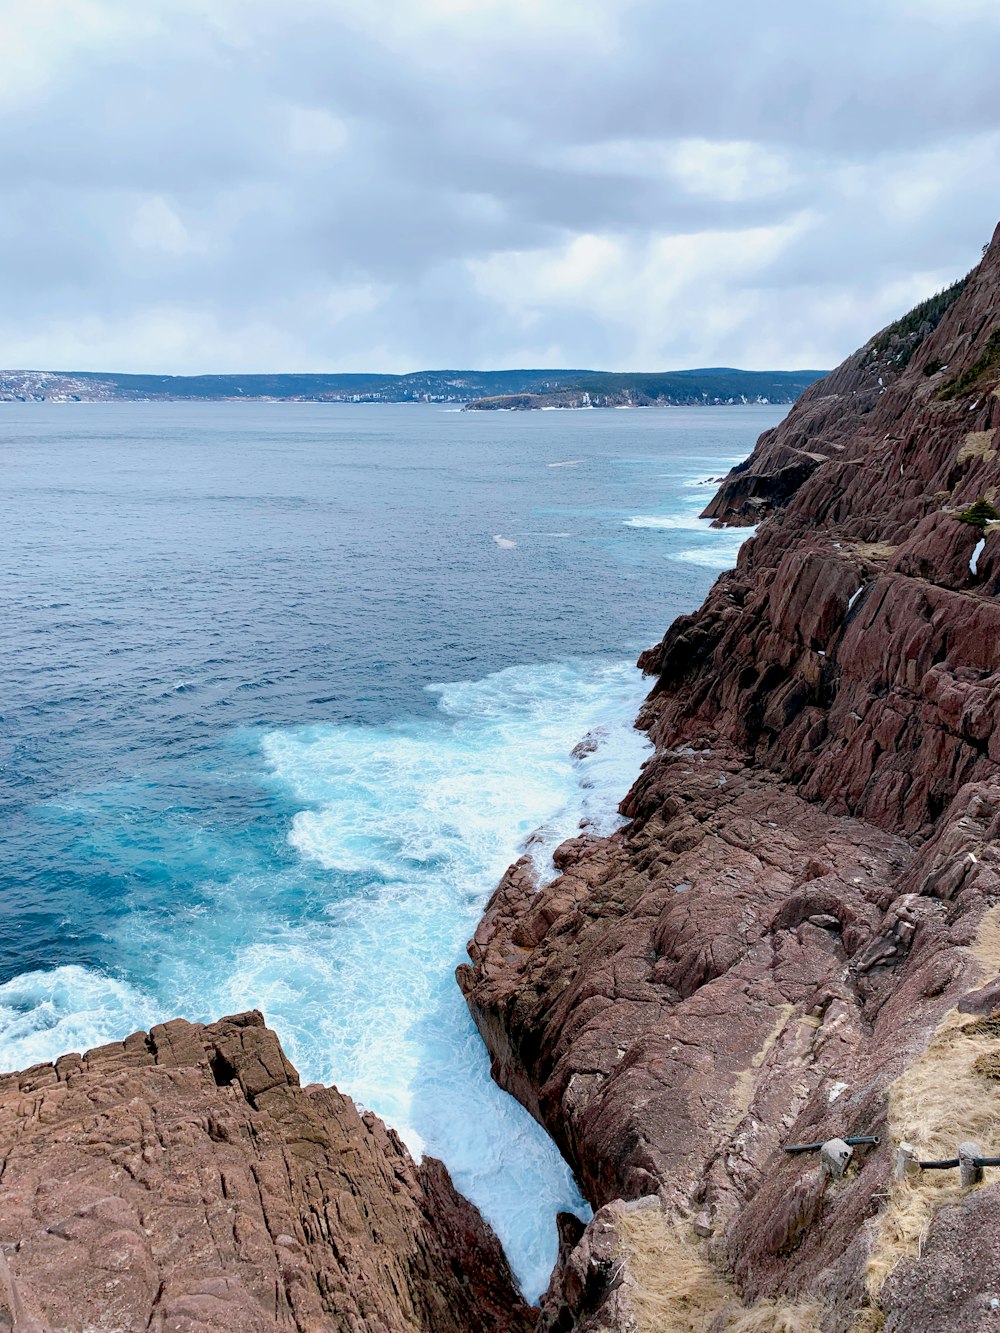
[6,231,1000,1333]
[460,222,1000,1332]
[0,1011,532,1333]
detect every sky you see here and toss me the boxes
[1,0,999,374]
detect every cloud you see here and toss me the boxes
[0,0,997,372]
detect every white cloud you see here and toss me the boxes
[468,217,814,367]
[285,106,349,158]
[554,138,795,202]
[130,196,204,256]
[0,0,996,372]
[665,140,795,203]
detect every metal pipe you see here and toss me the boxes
[783,1135,880,1154]
[915,1156,1000,1170]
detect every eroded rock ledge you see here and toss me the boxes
[0,1011,532,1333]
[460,222,1000,1332]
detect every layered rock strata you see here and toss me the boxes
[460,223,1000,1331]
[0,1011,532,1333]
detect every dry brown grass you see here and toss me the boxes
[961,1011,1000,1038]
[848,542,897,561]
[848,1310,886,1333]
[616,908,1000,1330]
[725,1309,823,1333]
[972,1049,1000,1079]
[956,429,998,465]
[617,1209,821,1333]
[863,904,1000,1303]
[726,1003,795,1132]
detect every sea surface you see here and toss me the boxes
[0,401,784,1298]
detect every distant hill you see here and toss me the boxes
[0,366,826,407]
[463,368,826,409]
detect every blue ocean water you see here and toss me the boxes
[0,401,783,1297]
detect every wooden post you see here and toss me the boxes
[959,1142,984,1190]
[820,1137,853,1180]
[894,1142,920,1182]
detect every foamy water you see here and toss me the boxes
[0,401,786,1301]
[0,657,651,1297]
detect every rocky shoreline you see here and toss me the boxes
[460,221,1000,1332]
[0,1011,532,1333]
[3,223,1000,1331]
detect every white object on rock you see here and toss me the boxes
[820,1138,853,1180]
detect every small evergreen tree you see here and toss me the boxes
[957,498,1000,528]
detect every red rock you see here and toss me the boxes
[462,221,1000,1329]
[0,1012,533,1333]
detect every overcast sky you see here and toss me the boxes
[2,0,999,374]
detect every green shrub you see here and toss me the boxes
[939,330,1000,401]
[869,275,969,368]
[957,497,1000,528]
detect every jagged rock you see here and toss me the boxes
[0,1012,532,1333]
[461,221,1000,1330]
[880,1184,1000,1331]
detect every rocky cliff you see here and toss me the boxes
[459,222,1000,1332]
[5,228,1000,1333]
[0,1011,532,1333]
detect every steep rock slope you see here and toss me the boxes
[460,223,1000,1332]
[0,1011,532,1333]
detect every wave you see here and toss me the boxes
[0,656,652,1302]
[675,528,756,569]
[623,513,707,530]
[260,659,651,1295]
[0,965,160,1069]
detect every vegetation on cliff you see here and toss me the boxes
[868,274,969,369]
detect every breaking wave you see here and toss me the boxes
[0,656,652,1301]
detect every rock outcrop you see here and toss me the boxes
[0,1011,532,1333]
[460,222,1000,1331]
[6,227,1000,1333]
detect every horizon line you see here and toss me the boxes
[1,365,829,378]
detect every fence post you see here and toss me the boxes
[959,1142,984,1190]
[820,1138,853,1180]
[894,1142,919,1182]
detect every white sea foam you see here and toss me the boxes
[0,657,652,1302]
[625,508,755,571]
[623,513,706,530]
[0,966,160,1068]
[674,529,754,569]
[258,659,651,1296]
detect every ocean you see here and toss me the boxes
[0,400,783,1298]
